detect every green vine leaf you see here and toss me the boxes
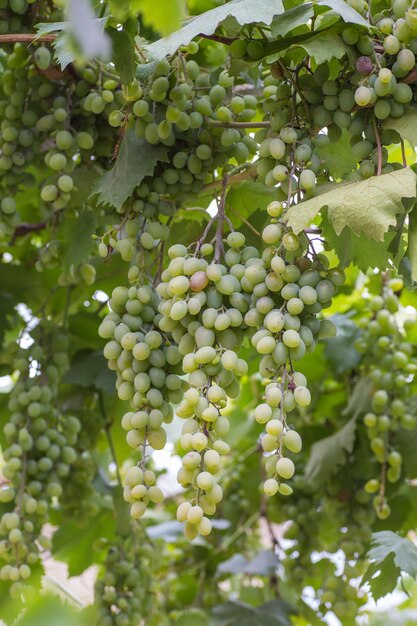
[363,531,417,600]
[297,32,350,64]
[384,109,417,147]
[286,168,417,241]
[91,131,169,209]
[316,0,370,26]
[270,4,314,38]
[145,0,283,59]
[304,415,358,488]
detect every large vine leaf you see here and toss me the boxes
[226,180,277,228]
[91,131,169,209]
[57,211,97,271]
[317,0,370,26]
[321,217,399,271]
[298,32,350,64]
[304,414,359,488]
[107,27,136,84]
[314,131,357,180]
[135,0,186,35]
[212,600,294,626]
[286,168,417,241]
[323,314,361,374]
[362,531,417,600]
[270,4,314,38]
[145,0,283,59]
[384,109,417,147]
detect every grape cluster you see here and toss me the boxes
[157,233,257,537]
[0,322,80,593]
[355,277,417,518]
[248,202,345,495]
[99,279,186,519]
[94,541,153,626]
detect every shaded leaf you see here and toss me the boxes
[107,27,136,84]
[270,4,314,37]
[145,0,283,60]
[316,0,369,26]
[14,595,83,626]
[298,33,349,64]
[287,168,417,241]
[368,531,417,577]
[52,507,114,575]
[321,216,397,271]
[217,553,248,575]
[323,314,361,374]
[363,531,417,600]
[244,550,279,576]
[226,180,277,228]
[362,554,400,601]
[91,131,169,210]
[304,416,357,488]
[212,599,293,626]
[314,131,357,180]
[58,211,97,271]
[64,350,116,392]
[384,109,417,147]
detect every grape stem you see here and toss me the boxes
[214,176,228,262]
[11,220,47,242]
[202,165,257,192]
[372,117,383,176]
[206,120,271,129]
[198,33,235,45]
[0,34,56,43]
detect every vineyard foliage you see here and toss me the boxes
[3,0,417,624]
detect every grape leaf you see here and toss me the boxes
[384,109,417,147]
[316,0,370,26]
[218,550,279,576]
[362,531,417,600]
[270,4,314,37]
[362,554,400,601]
[320,217,397,271]
[174,609,208,626]
[91,131,169,209]
[145,0,283,59]
[323,314,361,374]
[57,211,97,271]
[303,416,357,488]
[107,27,136,84]
[402,205,417,285]
[286,168,417,241]
[52,507,115,575]
[14,595,82,626]
[298,33,350,64]
[64,350,116,392]
[369,531,417,576]
[226,180,277,228]
[314,131,357,180]
[212,600,293,626]
[134,0,186,35]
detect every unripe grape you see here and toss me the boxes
[187,505,204,525]
[264,478,279,496]
[276,457,295,479]
[283,430,302,453]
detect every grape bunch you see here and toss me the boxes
[355,276,417,518]
[157,232,262,537]
[0,322,80,593]
[94,540,153,626]
[248,202,345,495]
[99,278,186,519]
